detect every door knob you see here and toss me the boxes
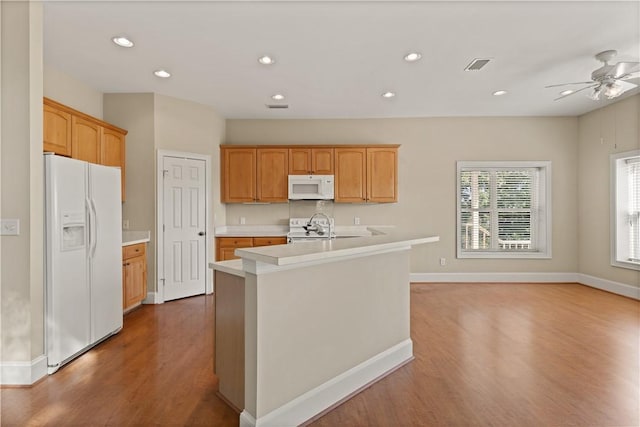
[198,231,206,236]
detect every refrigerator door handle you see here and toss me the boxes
[89,198,98,259]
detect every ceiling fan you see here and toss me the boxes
[546,50,640,101]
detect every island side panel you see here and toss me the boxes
[214,270,245,411]
[252,249,411,418]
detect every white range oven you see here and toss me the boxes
[287,216,335,243]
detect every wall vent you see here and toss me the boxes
[464,58,491,71]
[266,104,289,109]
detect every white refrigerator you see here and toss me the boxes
[44,154,123,374]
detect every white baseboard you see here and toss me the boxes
[0,355,47,385]
[143,292,161,304]
[411,272,579,283]
[577,273,640,300]
[241,339,413,427]
[410,272,639,300]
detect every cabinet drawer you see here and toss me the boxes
[123,243,146,259]
[218,237,254,248]
[253,237,287,247]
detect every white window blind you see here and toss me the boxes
[611,151,640,270]
[626,158,640,261]
[457,161,551,259]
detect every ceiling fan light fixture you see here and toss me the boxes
[603,81,624,99]
[559,89,574,96]
[588,87,602,101]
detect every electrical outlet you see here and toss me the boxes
[122,219,130,230]
[1,219,20,236]
[240,217,246,225]
[440,257,446,266]
[354,217,361,225]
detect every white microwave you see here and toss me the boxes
[288,175,335,200]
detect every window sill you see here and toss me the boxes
[611,260,640,271]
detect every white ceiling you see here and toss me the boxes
[43,1,640,119]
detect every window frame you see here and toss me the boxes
[456,160,552,259]
[610,150,640,271]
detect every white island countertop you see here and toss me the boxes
[233,231,439,267]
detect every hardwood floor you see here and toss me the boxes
[2,283,638,426]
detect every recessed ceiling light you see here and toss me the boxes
[559,89,574,96]
[404,52,422,62]
[492,90,508,96]
[381,91,396,99]
[112,36,134,48]
[154,69,171,78]
[258,55,275,65]
[271,94,285,101]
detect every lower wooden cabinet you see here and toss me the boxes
[216,236,287,261]
[122,243,147,312]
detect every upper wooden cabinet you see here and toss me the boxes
[43,98,128,201]
[289,147,334,175]
[257,148,289,202]
[43,104,72,156]
[221,144,398,204]
[222,147,257,202]
[334,146,398,203]
[221,147,289,203]
[334,148,367,202]
[72,116,101,164]
[367,147,398,203]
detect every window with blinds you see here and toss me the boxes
[611,151,640,270]
[457,161,551,259]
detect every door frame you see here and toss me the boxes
[156,149,213,304]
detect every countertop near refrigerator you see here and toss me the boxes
[122,230,151,246]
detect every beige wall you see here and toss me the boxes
[1,1,44,363]
[578,95,640,288]
[104,94,226,293]
[44,64,103,119]
[226,117,579,273]
[104,93,156,290]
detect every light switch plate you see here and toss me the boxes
[1,219,20,236]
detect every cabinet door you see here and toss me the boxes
[311,148,334,174]
[256,148,289,202]
[222,148,256,203]
[216,237,253,261]
[289,148,312,175]
[334,148,366,202]
[43,104,72,156]
[124,255,147,310]
[101,128,126,201]
[72,116,101,164]
[367,147,398,203]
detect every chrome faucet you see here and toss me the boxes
[304,212,333,239]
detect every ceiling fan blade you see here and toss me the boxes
[613,62,640,79]
[553,83,599,101]
[545,81,594,88]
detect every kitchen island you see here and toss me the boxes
[210,232,439,427]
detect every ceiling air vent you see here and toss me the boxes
[464,58,491,71]
[266,104,289,109]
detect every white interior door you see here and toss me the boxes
[163,156,206,301]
